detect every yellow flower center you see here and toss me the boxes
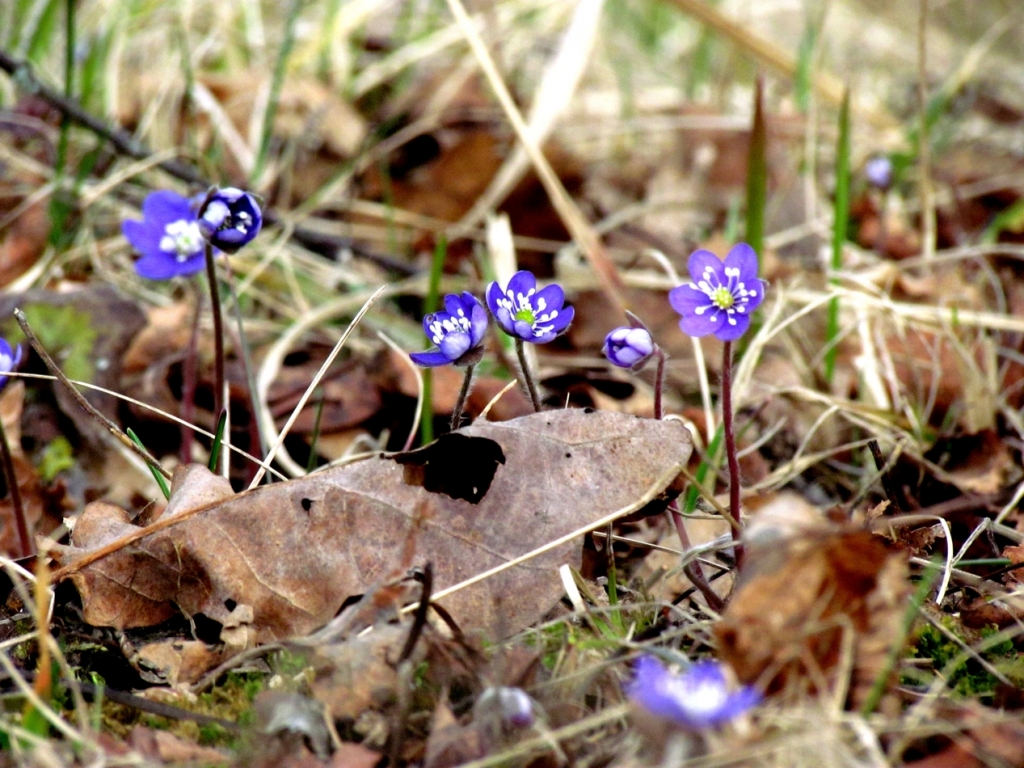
[711,286,734,309]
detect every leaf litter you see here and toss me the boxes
[3,1,1024,766]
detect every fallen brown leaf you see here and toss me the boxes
[54,410,691,649]
[716,524,909,708]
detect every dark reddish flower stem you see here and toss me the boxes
[204,241,226,447]
[653,347,666,420]
[0,417,30,557]
[515,339,542,412]
[450,364,475,431]
[668,503,723,612]
[721,341,744,567]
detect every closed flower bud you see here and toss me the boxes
[604,327,655,370]
[197,187,262,253]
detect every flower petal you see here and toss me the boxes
[545,304,574,335]
[439,332,472,361]
[468,302,489,346]
[409,350,451,367]
[686,249,726,285]
[486,281,509,325]
[506,270,537,299]
[121,219,163,256]
[532,283,564,315]
[713,313,751,342]
[142,190,193,224]
[679,307,725,338]
[668,284,710,316]
[723,242,759,283]
[512,319,534,341]
[133,254,181,281]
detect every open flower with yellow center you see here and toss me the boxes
[486,270,574,344]
[668,243,766,342]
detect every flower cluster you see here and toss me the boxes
[628,656,760,730]
[122,187,262,280]
[409,272,574,367]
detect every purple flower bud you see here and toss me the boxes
[409,293,488,367]
[0,339,21,390]
[197,187,262,253]
[473,686,536,736]
[628,656,760,730]
[486,271,574,344]
[864,155,893,190]
[604,327,655,370]
[668,243,766,342]
[122,190,208,280]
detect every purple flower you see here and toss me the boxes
[604,327,655,370]
[668,244,766,342]
[0,339,21,390]
[628,656,760,730]
[122,190,207,279]
[197,187,262,253]
[409,292,488,367]
[486,271,574,344]
[864,155,893,190]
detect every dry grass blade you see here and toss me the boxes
[442,0,627,316]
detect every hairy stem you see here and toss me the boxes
[721,341,745,567]
[667,504,723,613]
[0,416,30,557]
[204,241,226,462]
[653,347,666,420]
[515,339,542,412]
[450,365,475,432]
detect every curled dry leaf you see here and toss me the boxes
[54,409,691,649]
[716,522,909,709]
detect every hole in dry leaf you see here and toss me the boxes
[391,433,505,504]
[224,599,237,612]
[301,497,313,512]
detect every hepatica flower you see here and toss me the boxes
[628,656,760,730]
[0,338,21,389]
[669,243,766,342]
[410,292,488,368]
[604,326,655,371]
[487,271,574,344]
[197,187,263,253]
[122,190,207,279]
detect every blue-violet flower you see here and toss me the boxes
[410,292,489,368]
[0,339,21,390]
[122,190,207,280]
[668,243,766,342]
[486,271,574,343]
[197,187,263,253]
[604,327,655,370]
[864,155,893,190]
[628,656,760,730]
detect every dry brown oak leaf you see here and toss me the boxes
[53,409,691,642]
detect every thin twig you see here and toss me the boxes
[666,505,724,612]
[13,309,171,479]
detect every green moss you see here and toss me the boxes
[909,621,1023,699]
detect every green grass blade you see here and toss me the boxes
[127,428,171,500]
[251,0,304,184]
[208,409,227,474]
[824,89,850,384]
[684,424,724,513]
[744,76,766,259]
[420,236,447,445]
[305,388,326,473]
